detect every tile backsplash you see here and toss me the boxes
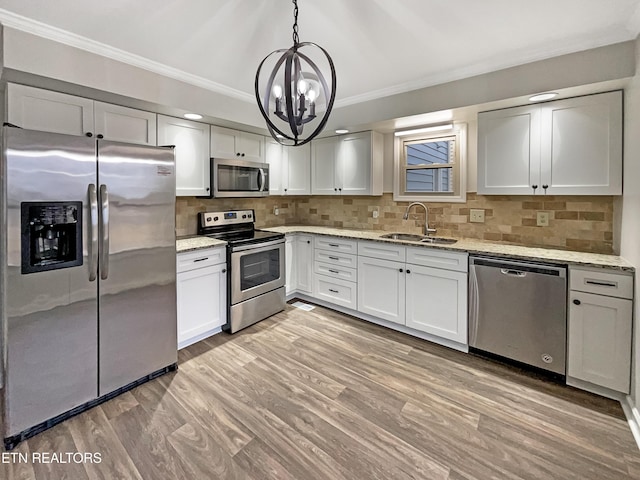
[177,193,615,254]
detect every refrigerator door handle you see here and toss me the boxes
[99,184,110,280]
[88,184,99,281]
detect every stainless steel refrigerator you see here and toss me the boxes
[0,127,177,448]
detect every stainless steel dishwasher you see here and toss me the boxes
[469,256,567,375]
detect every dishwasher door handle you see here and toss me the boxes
[500,268,527,277]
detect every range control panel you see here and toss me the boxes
[199,209,254,228]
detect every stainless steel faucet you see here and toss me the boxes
[403,202,437,236]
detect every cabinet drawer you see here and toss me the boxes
[314,274,357,310]
[177,247,226,273]
[358,241,406,262]
[314,261,357,282]
[314,236,357,254]
[569,268,633,299]
[314,249,357,269]
[406,247,468,272]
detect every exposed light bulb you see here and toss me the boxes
[272,84,283,99]
[307,89,317,103]
[297,79,309,95]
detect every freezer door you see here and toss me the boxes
[3,128,98,437]
[97,141,176,395]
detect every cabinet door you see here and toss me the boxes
[94,102,157,145]
[285,236,298,294]
[296,235,314,294]
[210,126,239,158]
[266,139,285,195]
[357,256,405,324]
[568,291,632,393]
[337,132,372,195]
[7,83,94,136]
[477,105,541,195]
[540,91,622,195]
[176,263,227,349]
[405,264,467,343]
[285,143,311,195]
[158,115,210,196]
[311,137,339,194]
[239,132,265,162]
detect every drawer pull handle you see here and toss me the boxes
[328,256,339,260]
[585,280,617,288]
[329,243,340,247]
[328,269,339,274]
[193,257,209,263]
[573,299,581,305]
[328,289,339,293]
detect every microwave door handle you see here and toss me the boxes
[258,168,266,191]
[99,184,110,280]
[88,184,99,281]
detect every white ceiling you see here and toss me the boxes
[0,0,639,109]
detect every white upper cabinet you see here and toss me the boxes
[311,131,383,195]
[8,83,94,137]
[94,102,157,146]
[8,84,157,145]
[210,126,265,162]
[477,91,622,195]
[158,115,210,197]
[266,139,311,195]
[539,92,622,195]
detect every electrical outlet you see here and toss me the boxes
[537,211,549,227]
[372,207,379,219]
[274,206,279,216]
[470,209,485,223]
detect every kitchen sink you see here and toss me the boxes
[380,233,425,241]
[420,237,457,245]
[379,233,457,245]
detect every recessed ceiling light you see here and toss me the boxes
[184,113,203,120]
[394,124,453,137]
[529,92,558,102]
[335,129,349,134]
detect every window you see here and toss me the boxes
[394,123,466,202]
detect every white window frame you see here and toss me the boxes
[393,123,467,203]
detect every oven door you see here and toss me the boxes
[230,239,285,304]
[213,158,269,198]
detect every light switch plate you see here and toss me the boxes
[470,209,485,223]
[537,211,549,227]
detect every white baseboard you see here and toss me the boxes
[178,326,222,350]
[622,396,640,451]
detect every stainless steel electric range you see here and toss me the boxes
[197,210,285,333]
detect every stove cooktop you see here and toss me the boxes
[206,229,284,248]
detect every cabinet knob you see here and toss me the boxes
[85,132,93,137]
[406,269,411,274]
[542,184,548,192]
[236,152,241,156]
[399,268,403,273]
[97,134,104,139]
[334,188,338,192]
[284,188,288,192]
[338,187,342,192]
[307,240,311,244]
[532,184,538,191]
[206,187,210,192]
[222,268,227,273]
[241,153,245,157]
[573,299,581,305]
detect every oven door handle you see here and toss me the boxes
[231,238,285,253]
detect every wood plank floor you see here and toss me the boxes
[3,301,639,479]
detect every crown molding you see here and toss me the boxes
[0,9,255,104]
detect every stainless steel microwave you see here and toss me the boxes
[209,158,269,198]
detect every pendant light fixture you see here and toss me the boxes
[255,0,336,146]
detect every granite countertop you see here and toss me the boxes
[176,235,226,253]
[262,226,635,272]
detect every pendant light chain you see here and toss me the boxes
[292,0,299,46]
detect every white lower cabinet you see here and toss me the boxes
[285,235,297,295]
[357,244,468,343]
[314,275,357,309]
[357,256,405,324]
[405,264,468,343]
[296,235,314,294]
[567,267,633,394]
[176,248,227,349]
